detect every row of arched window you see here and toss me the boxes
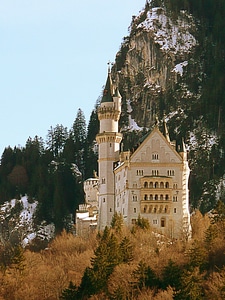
[142,204,169,214]
[143,194,170,201]
[143,181,170,189]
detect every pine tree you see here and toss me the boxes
[46,124,68,158]
[119,236,134,263]
[60,282,78,300]
[133,261,160,290]
[71,108,87,176]
[162,259,183,291]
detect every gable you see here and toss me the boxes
[130,128,182,164]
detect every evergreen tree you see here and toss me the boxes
[78,227,122,297]
[111,212,123,232]
[71,108,87,175]
[162,259,183,291]
[133,261,160,290]
[46,124,68,158]
[60,282,78,300]
[178,267,205,300]
[119,236,134,263]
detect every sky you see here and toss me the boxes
[0,0,146,156]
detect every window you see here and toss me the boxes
[103,198,105,203]
[165,195,169,200]
[144,182,148,188]
[137,170,143,176]
[161,218,166,227]
[173,196,178,202]
[144,194,148,200]
[165,182,169,188]
[155,182,159,188]
[155,195,158,200]
[150,194,153,200]
[134,208,136,213]
[153,219,158,225]
[110,208,112,212]
[152,153,159,160]
[133,195,137,202]
[174,208,177,213]
[160,194,163,200]
[168,170,175,176]
[160,182,164,188]
[102,178,105,184]
[152,170,159,176]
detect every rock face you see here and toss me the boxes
[109,1,225,213]
[113,4,197,128]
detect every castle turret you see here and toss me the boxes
[96,69,122,230]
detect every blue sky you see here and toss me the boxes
[0,0,146,156]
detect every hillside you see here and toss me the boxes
[0,0,224,243]
[1,207,225,299]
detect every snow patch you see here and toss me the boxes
[137,7,196,55]
[0,195,55,247]
[127,100,143,131]
[172,61,188,76]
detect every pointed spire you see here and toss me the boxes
[162,114,170,143]
[180,138,187,153]
[154,116,159,127]
[114,87,121,98]
[101,70,113,103]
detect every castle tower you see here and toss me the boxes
[96,68,122,230]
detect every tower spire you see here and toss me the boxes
[162,114,171,143]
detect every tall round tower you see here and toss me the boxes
[96,69,122,230]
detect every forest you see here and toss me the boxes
[0,107,99,232]
[0,206,225,299]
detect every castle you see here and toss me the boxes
[78,70,191,239]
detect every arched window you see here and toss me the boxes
[165,195,169,200]
[160,194,163,200]
[152,153,159,160]
[149,182,153,188]
[150,194,153,200]
[144,182,148,188]
[155,182,159,188]
[165,182,169,188]
[160,182,164,188]
[155,195,158,200]
[144,194,148,200]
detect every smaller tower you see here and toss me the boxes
[96,67,122,230]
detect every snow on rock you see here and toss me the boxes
[0,195,55,247]
[172,61,188,76]
[127,100,143,131]
[137,7,196,55]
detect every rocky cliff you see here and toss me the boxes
[110,0,225,212]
